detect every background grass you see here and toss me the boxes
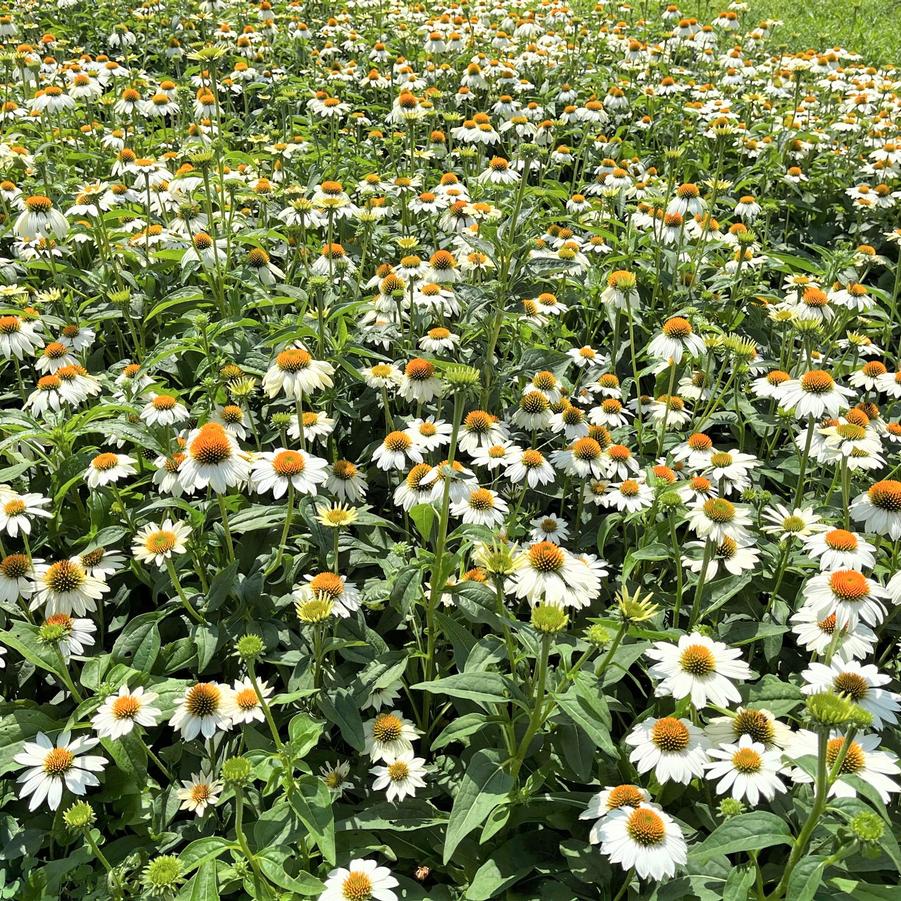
[683,0,901,62]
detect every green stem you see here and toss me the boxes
[510,633,550,780]
[247,661,284,752]
[266,484,295,578]
[688,538,715,629]
[594,621,627,682]
[217,494,236,563]
[767,728,828,900]
[793,416,815,508]
[165,558,206,624]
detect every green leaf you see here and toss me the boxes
[288,714,325,756]
[192,622,220,672]
[0,706,61,776]
[444,749,513,864]
[179,860,219,901]
[826,878,900,900]
[555,673,615,756]
[465,833,552,900]
[338,799,448,832]
[257,848,324,895]
[0,623,64,678]
[689,812,792,864]
[111,612,164,671]
[786,855,827,901]
[289,776,336,865]
[412,672,515,706]
[317,687,365,752]
[179,837,235,875]
[746,674,805,716]
[409,503,435,540]
[431,713,495,751]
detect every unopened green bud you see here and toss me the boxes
[142,855,183,897]
[63,800,95,831]
[221,756,252,787]
[718,798,745,818]
[531,604,568,634]
[235,634,264,663]
[443,364,481,390]
[806,692,856,727]
[850,811,884,845]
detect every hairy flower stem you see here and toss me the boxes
[793,416,815,508]
[594,621,627,682]
[769,726,856,900]
[423,391,465,731]
[510,633,550,781]
[688,538,715,629]
[165,558,206,624]
[217,494,236,563]
[266,484,295,578]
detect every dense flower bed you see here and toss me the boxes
[0,1,900,899]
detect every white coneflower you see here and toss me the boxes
[511,541,600,610]
[363,711,420,762]
[39,612,96,661]
[789,607,877,662]
[397,358,443,404]
[179,423,251,494]
[262,346,334,399]
[580,784,651,843]
[705,734,786,805]
[14,195,69,241]
[705,706,793,750]
[625,716,709,784]
[601,477,655,514]
[686,497,752,543]
[319,859,399,901]
[850,480,901,539]
[132,520,191,568]
[295,572,361,618]
[140,393,189,427]
[529,514,569,544]
[404,416,452,452]
[801,569,889,629]
[0,314,44,359]
[596,803,687,881]
[169,682,236,740]
[84,452,137,489]
[14,732,107,811]
[0,552,36,605]
[231,677,272,726]
[92,684,161,739]
[682,536,759,578]
[31,559,108,616]
[450,486,508,526]
[647,317,706,363]
[326,459,369,503]
[804,528,876,571]
[505,448,556,488]
[801,660,899,730]
[251,448,329,497]
[645,633,752,709]
[786,731,900,804]
[320,760,352,794]
[35,341,76,374]
[458,410,508,453]
[0,491,51,537]
[177,771,223,817]
[372,431,424,472]
[780,370,855,420]
[370,750,428,802]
